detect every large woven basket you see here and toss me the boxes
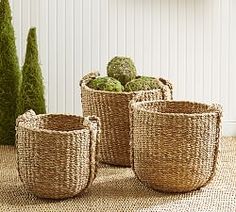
[80,72,173,166]
[130,98,222,193]
[15,110,100,199]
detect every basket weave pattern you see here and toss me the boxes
[130,100,222,193]
[80,72,173,166]
[16,110,100,199]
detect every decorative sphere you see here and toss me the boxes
[124,76,161,92]
[107,56,137,85]
[87,76,124,92]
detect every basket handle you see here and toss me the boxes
[159,77,173,100]
[79,71,100,87]
[159,77,173,92]
[210,103,223,118]
[210,103,223,142]
[15,109,37,128]
[83,115,101,187]
[84,116,101,138]
[83,115,101,151]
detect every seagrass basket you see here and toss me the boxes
[15,110,100,199]
[130,98,223,193]
[80,72,173,166]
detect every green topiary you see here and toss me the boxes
[87,76,124,92]
[107,56,136,85]
[18,27,46,115]
[124,76,162,92]
[0,0,21,145]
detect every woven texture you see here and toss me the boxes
[130,100,222,193]
[0,137,235,211]
[15,110,100,199]
[80,72,173,166]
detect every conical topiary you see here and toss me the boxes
[19,27,46,115]
[0,0,21,145]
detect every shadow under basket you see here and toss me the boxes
[130,100,223,193]
[80,72,173,167]
[15,110,100,199]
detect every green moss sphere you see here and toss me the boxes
[87,76,124,92]
[107,56,137,85]
[124,76,161,92]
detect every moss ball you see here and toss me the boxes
[107,56,137,85]
[124,76,162,92]
[87,76,124,92]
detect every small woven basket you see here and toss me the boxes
[80,72,173,166]
[130,97,222,193]
[16,110,100,199]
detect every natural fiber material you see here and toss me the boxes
[80,72,173,167]
[130,100,223,193]
[0,0,21,145]
[15,110,100,199]
[0,137,235,211]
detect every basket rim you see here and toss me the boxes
[16,113,90,135]
[81,82,164,96]
[131,100,222,117]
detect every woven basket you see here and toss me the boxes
[130,98,223,193]
[15,110,100,199]
[80,72,173,166]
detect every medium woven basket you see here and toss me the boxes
[80,72,173,166]
[15,110,100,199]
[130,98,223,193]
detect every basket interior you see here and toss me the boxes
[34,115,86,132]
[136,101,217,114]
